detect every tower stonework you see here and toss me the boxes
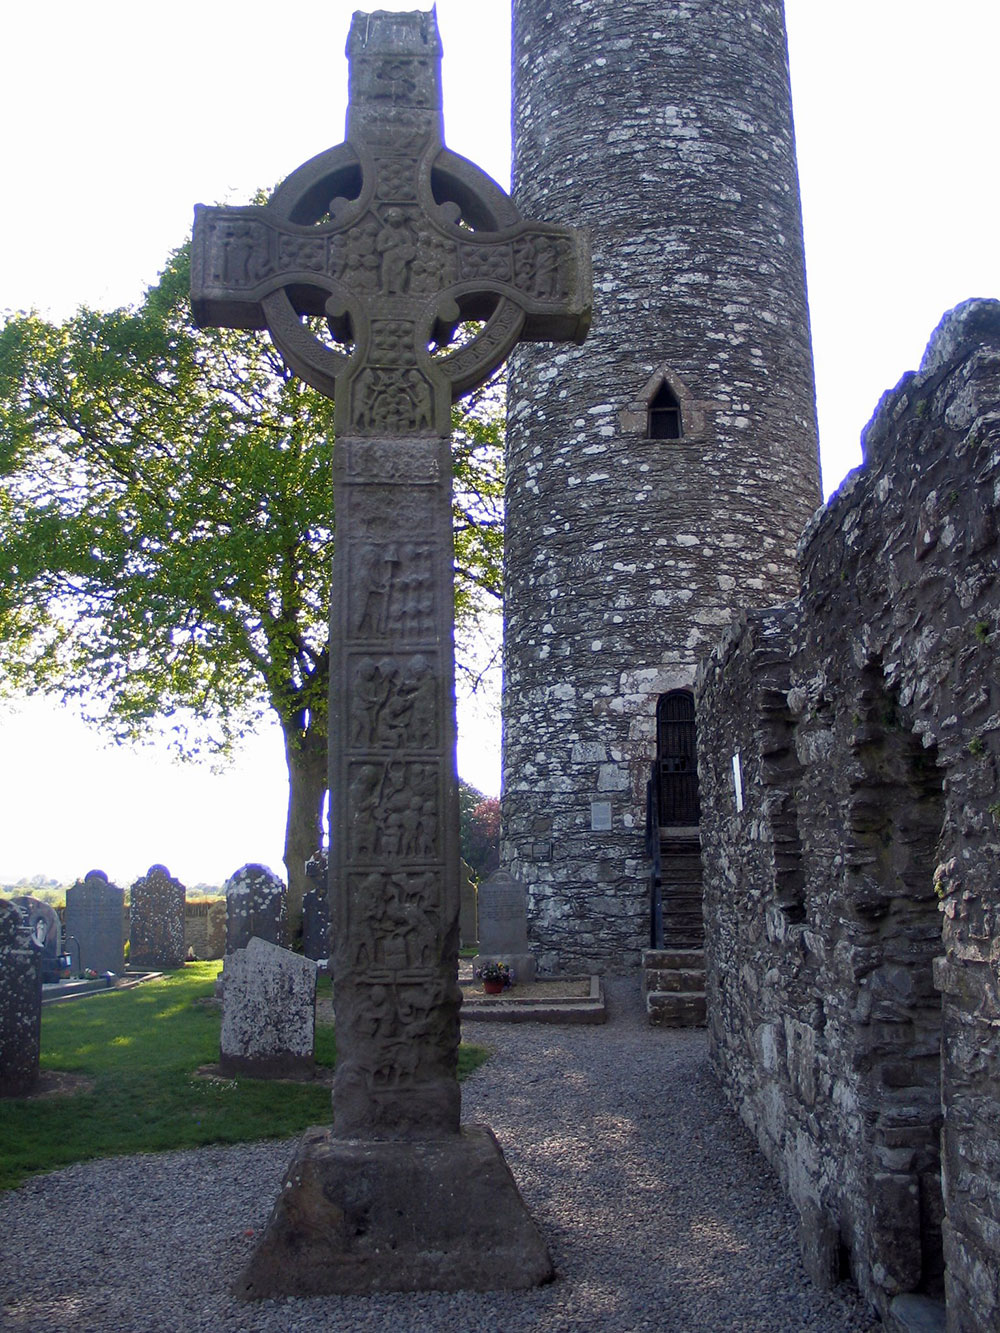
[504,0,821,971]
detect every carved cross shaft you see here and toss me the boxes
[191,9,590,1139]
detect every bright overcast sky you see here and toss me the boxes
[0,0,996,886]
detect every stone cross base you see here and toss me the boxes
[236,1125,552,1298]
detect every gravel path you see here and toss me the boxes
[0,980,879,1332]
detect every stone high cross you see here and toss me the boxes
[191,10,589,1296]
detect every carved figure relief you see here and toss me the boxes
[350,869,441,972]
[348,760,438,860]
[460,244,513,284]
[411,230,458,293]
[210,220,274,287]
[351,369,435,435]
[513,234,568,301]
[350,654,437,750]
[347,973,450,1097]
[331,215,380,292]
[376,208,418,294]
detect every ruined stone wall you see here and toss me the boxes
[697,301,1000,1331]
[504,0,821,971]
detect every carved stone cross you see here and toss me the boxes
[192,14,589,439]
[192,10,589,1297]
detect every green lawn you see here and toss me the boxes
[0,962,490,1192]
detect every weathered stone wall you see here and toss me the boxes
[504,0,821,971]
[697,300,1000,1331]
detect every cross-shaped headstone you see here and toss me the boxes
[192,10,589,1296]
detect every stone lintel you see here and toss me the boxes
[236,1123,553,1298]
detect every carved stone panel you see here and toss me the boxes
[347,761,440,862]
[349,654,438,751]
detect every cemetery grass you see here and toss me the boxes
[0,963,490,1192]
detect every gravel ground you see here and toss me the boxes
[0,979,879,1333]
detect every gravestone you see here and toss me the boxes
[219,937,317,1079]
[129,865,186,970]
[206,899,227,958]
[302,852,331,962]
[0,899,42,1097]
[459,859,478,949]
[224,864,287,953]
[474,869,537,985]
[64,869,125,975]
[11,896,62,983]
[192,8,588,1297]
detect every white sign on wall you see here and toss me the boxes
[732,751,744,813]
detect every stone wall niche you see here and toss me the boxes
[842,664,945,1304]
[697,299,1000,1333]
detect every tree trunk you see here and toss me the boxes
[281,722,328,944]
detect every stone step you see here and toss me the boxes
[642,967,705,994]
[661,901,703,919]
[646,991,707,1027]
[658,862,703,880]
[642,948,705,969]
[661,921,705,946]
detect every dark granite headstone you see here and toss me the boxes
[0,899,42,1097]
[129,865,186,970]
[192,8,587,1298]
[302,851,330,961]
[224,864,286,954]
[474,869,536,984]
[64,869,125,975]
[11,896,62,982]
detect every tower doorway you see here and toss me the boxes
[656,690,700,826]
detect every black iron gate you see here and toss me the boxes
[656,690,700,826]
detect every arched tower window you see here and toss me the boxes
[648,381,682,439]
[656,690,700,825]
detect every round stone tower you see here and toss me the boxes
[503,0,821,972]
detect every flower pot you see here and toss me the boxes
[483,979,505,995]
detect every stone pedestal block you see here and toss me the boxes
[236,1124,552,1299]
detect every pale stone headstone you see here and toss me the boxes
[219,937,317,1079]
[11,896,62,982]
[224,863,287,954]
[129,865,186,970]
[459,859,478,949]
[206,899,227,958]
[474,869,537,984]
[192,7,587,1297]
[0,899,42,1097]
[64,869,125,975]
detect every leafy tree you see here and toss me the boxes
[0,242,503,932]
[458,781,501,882]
